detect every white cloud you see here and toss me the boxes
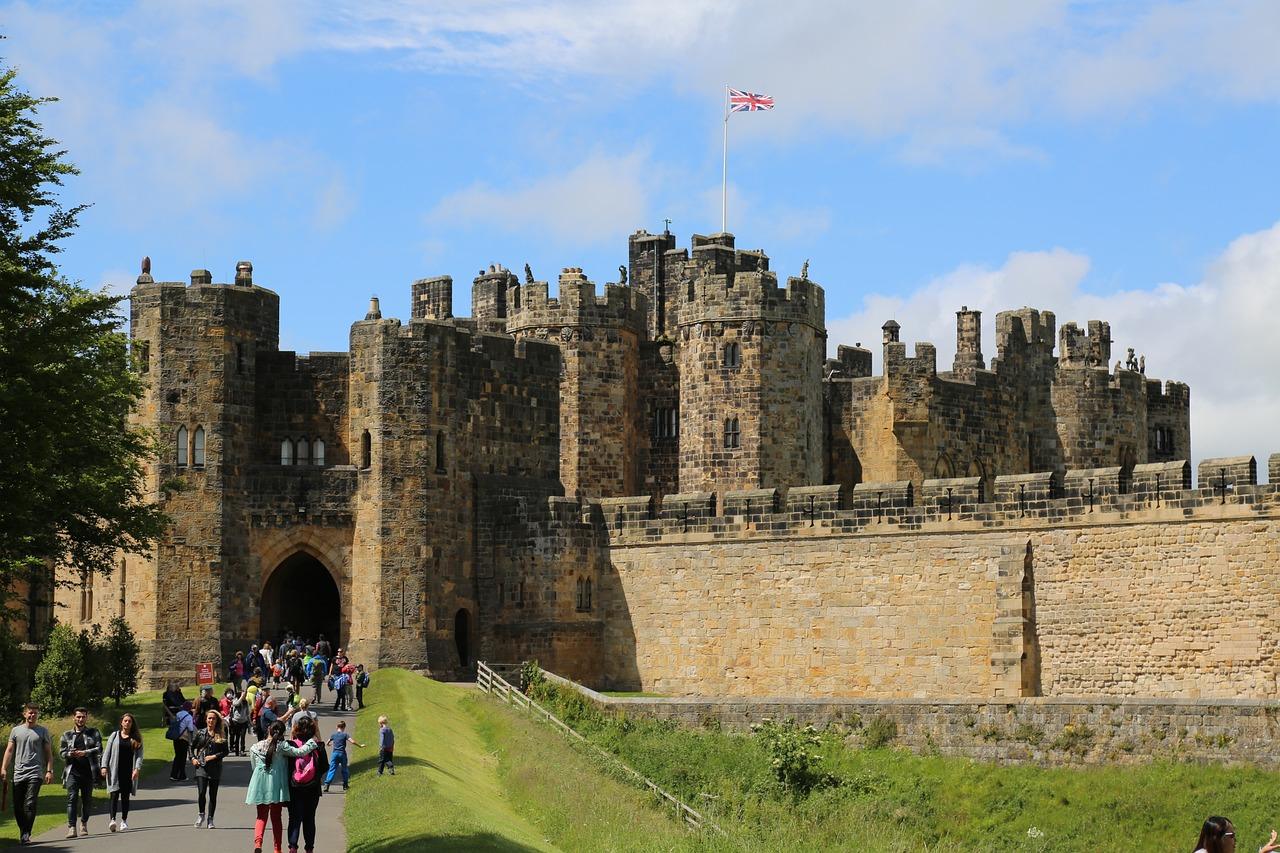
[318,1,1280,155]
[2,1,341,224]
[427,149,654,243]
[826,221,1280,472]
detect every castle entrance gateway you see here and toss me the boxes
[260,552,341,647]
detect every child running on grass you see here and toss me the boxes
[323,720,364,791]
[376,716,395,776]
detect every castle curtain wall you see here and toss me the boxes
[593,498,1280,700]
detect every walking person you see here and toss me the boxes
[323,720,363,792]
[355,664,369,709]
[101,713,142,832]
[1,704,54,845]
[190,709,229,829]
[376,715,395,775]
[229,651,247,693]
[168,700,196,781]
[246,720,320,853]
[161,679,186,723]
[286,716,329,853]
[59,706,102,838]
[228,688,251,756]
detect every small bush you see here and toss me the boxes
[1050,722,1095,755]
[29,623,88,715]
[519,659,546,695]
[863,714,898,749]
[103,616,140,706]
[1013,723,1045,745]
[978,724,1004,742]
[751,718,839,795]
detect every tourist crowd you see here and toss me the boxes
[0,631,382,851]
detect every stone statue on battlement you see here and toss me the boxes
[1140,355,1146,374]
[524,263,534,284]
[618,265,627,285]
[141,256,151,275]
[1126,347,1139,371]
[801,259,809,280]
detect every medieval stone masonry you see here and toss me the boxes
[71,229,1280,708]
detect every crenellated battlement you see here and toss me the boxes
[506,268,647,334]
[678,269,825,331]
[564,453,1280,545]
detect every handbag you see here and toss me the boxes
[165,718,181,740]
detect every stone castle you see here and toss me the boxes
[64,227,1280,703]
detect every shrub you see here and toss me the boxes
[77,623,110,705]
[29,623,88,715]
[751,718,839,795]
[0,623,26,715]
[102,616,140,706]
[519,659,546,696]
[863,714,898,749]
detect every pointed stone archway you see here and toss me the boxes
[260,552,341,648]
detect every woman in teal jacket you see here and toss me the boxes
[245,720,318,853]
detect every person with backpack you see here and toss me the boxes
[167,701,195,781]
[286,715,328,853]
[288,652,305,695]
[246,720,319,853]
[189,709,228,829]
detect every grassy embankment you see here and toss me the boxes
[345,668,718,852]
[0,686,183,845]
[345,669,1280,852]
[532,678,1280,852]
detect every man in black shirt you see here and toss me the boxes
[59,708,101,838]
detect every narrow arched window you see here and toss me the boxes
[192,426,206,468]
[723,417,741,449]
[296,438,310,465]
[361,430,372,469]
[575,577,585,611]
[584,578,593,611]
[436,431,446,472]
[723,341,741,369]
[313,439,325,466]
[176,426,188,467]
[280,439,293,466]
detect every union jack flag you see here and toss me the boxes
[729,88,774,112]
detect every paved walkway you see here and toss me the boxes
[19,703,355,852]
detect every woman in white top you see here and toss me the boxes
[1192,816,1279,853]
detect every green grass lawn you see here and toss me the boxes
[530,679,1280,853]
[0,685,190,845]
[345,669,720,852]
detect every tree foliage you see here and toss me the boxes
[0,63,167,583]
[102,615,140,706]
[29,623,87,714]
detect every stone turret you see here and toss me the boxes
[670,233,826,494]
[507,268,648,498]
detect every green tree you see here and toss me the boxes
[102,615,140,706]
[0,64,167,585]
[0,622,25,715]
[29,623,87,714]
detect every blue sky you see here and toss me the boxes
[4,1,1280,465]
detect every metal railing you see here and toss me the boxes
[476,660,718,833]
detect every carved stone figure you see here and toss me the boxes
[141,256,151,275]
[524,263,534,284]
[618,265,628,285]
[800,259,809,280]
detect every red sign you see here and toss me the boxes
[196,662,215,685]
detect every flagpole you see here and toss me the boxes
[721,85,729,233]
